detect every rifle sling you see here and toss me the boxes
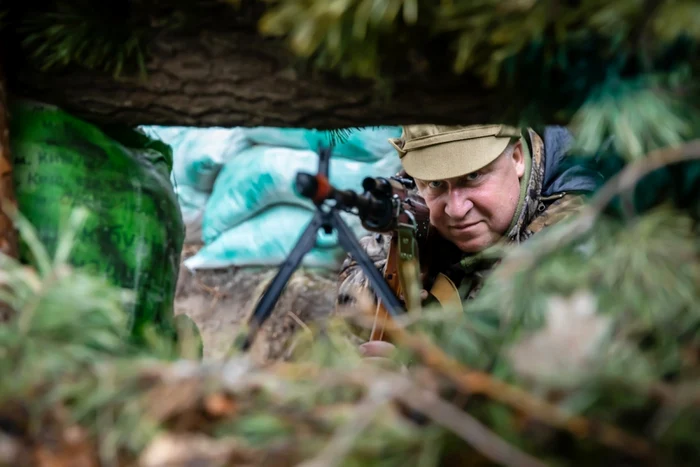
[371,227,462,341]
[397,224,422,313]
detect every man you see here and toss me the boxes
[335,124,604,359]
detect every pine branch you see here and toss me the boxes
[297,384,392,467]
[377,318,653,459]
[15,2,151,78]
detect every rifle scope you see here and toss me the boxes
[295,172,396,232]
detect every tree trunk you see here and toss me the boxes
[0,61,20,322]
[0,63,18,259]
[7,28,499,129]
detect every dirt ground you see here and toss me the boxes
[174,242,340,364]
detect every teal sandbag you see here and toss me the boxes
[175,184,211,226]
[141,125,252,192]
[9,100,185,341]
[184,204,346,271]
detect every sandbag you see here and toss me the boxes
[10,100,185,340]
[142,125,251,192]
[184,205,347,270]
[174,185,211,244]
[175,184,210,221]
[202,146,402,244]
[241,126,402,161]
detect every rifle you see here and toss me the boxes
[239,145,451,351]
[358,176,464,342]
[361,175,430,341]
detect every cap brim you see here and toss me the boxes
[401,137,511,181]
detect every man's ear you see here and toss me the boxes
[511,141,526,179]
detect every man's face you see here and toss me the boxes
[414,142,526,253]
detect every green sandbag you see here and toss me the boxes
[9,99,185,341]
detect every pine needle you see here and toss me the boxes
[15,1,151,78]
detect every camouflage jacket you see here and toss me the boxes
[336,126,604,310]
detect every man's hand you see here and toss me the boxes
[399,289,429,302]
[358,340,405,371]
[358,288,429,369]
[359,340,396,358]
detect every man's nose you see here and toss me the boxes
[444,188,473,219]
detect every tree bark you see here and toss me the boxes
[0,61,20,322]
[0,63,18,259]
[7,28,500,129]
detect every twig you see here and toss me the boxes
[193,278,223,297]
[287,311,313,336]
[296,381,392,467]
[268,364,548,467]
[392,377,548,467]
[269,309,652,459]
[494,139,700,279]
[380,321,653,458]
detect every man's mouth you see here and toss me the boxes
[449,221,480,231]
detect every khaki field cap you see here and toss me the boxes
[389,124,522,181]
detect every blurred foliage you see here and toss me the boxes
[1,2,700,466]
[1,167,700,465]
[6,1,152,78]
[259,0,700,84]
[258,0,430,79]
[0,207,475,466]
[259,0,700,158]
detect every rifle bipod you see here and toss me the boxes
[239,146,405,352]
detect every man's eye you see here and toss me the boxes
[465,172,481,181]
[428,181,443,189]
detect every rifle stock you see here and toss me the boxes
[369,235,399,341]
